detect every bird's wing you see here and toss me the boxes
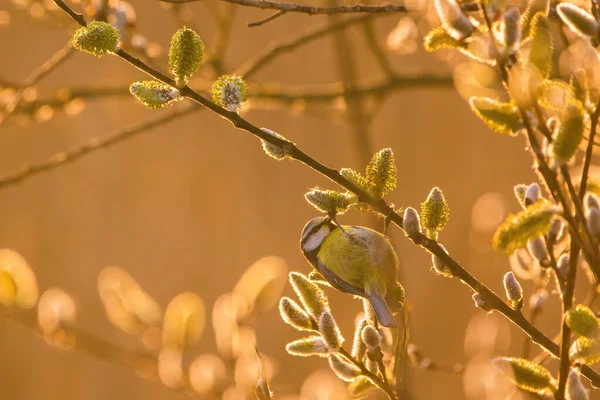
[314,256,368,298]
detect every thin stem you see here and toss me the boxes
[0,104,198,189]
[53,0,600,386]
[556,241,580,399]
[579,102,600,200]
[237,14,379,78]
[338,348,399,400]
[0,309,191,394]
[0,40,75,126]
[247,10,286,27]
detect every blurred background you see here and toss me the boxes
[0,0,594,398]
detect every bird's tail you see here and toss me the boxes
[369,295,397,327]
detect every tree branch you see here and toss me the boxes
[556,241,580,399]
[0,40,75,127]
[158,0,407,15]
[0,104,198,189]
[237,13,379,78]
[579,102,600,200]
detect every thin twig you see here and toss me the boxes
[53,0,600,386]
[0,104,198,189]
[338,348,399,400]
[579,101,600,200]
[0,309,164,390]
[556,241,580,399]
[237,14,379,78]
[328,0,372,167]
[0,40,75,127]
[247,10,286,27]
[159,0,408,15]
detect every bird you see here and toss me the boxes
[300,216,401,327]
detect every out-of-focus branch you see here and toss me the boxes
[5,74,453,118]
[159,0,408,15]
[0,309,163,389]
[247,10,286,27]
[557,242,580,398]
[0,104,198,189]
[0,40,75,127]
[237,14,379,78]
[579,102,600,200]
[328,1,371,167]
[53,0,600,387]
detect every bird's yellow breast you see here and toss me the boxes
[316,226,397,294]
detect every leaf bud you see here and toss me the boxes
[279,297,315,332]
[503,271,524,310]
[403,207,422,239]
[319,312,344,351]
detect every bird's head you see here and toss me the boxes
[300,216,336,254]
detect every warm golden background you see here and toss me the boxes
[0,0,591,399]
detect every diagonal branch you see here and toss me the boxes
[53,0,600,387]
[237,13,379,78]
[0,40,75,127]
[0,104,198,189]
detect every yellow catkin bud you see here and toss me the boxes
[340,168,369,192]
[304,188,355,215]
[421,187,450,239]
[565,305,599,338]
[552,105,585,165]
[72,21,120,57]
[492,201,557,255]
[529,13,553,78]
[129,81,181,109]
[570,336,600,365]
[494,357,558,394]
[169,27,204,87]
[279,297,314,332]
[319,312,344,351]
[469,97,522,136]
[365,148,397,198]
[212,75,248,112]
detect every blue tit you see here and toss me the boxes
[300,216,401,327]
